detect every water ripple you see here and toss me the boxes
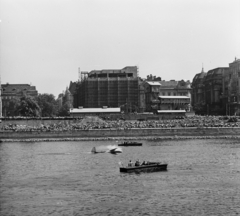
[0,139,240,215]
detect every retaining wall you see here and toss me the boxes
[1,127,240,141]
[0,112,192,128]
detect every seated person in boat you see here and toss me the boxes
[141,161,146,166]
[135,159,140,166]
[128,160,133,167]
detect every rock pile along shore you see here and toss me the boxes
[1,115,240,142]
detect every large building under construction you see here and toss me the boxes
[75,66,140,112]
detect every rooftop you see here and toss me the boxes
[70,107,121,113]
[146,81,161,86]
[159,96,190,99]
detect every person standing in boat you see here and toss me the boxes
[128,160,133,167]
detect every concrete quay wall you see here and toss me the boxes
[1,127,240,141]
[0,112,193,129]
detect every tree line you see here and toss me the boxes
[3,90,72,117]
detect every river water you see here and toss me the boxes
[0,139,240,216]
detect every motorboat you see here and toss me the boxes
[118,141,142,146]
[119,162,167,173]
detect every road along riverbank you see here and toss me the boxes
[1,127,240,142]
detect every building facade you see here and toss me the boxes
[158,80,191,112]
[72,69,192,114]
[157,96,191,112]
[159,80,191,97]
[141,77,191,113]
[191,68,207,114]
[75,66,140,112]
[191,59,240,115]
[204,67,228,115]
[1,83,38,116]
[143,81,161,112]
[228,58,240,115]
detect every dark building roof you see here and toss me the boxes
[1,83,38,97]
[192,70,207,86]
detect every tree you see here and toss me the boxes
[193,101,206,114]
[58,103,70,116]
[17,95,41,117]
[3,97,20,116]
[37,94,58,117]
[57,88,72,116]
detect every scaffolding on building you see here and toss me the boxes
[76,67,139,112]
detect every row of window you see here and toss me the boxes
[2,88,27,91]
[1,96,15,100]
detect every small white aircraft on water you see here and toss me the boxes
[91,146,122,154]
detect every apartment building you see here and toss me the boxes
[228,58,240,115]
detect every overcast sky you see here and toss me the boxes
[1,0,240,97]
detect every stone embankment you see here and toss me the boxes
[1,127,240,142]
[1,115,240,142]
